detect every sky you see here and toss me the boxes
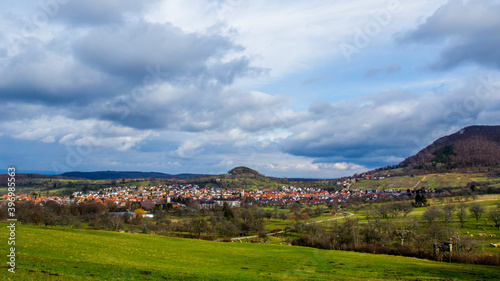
[1,0,500,178]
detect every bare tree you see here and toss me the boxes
[189,217,211,239]
[421,206,442,226]
[452,234,477,255]
[290,203,301,215]
[377,204,391,220]
[217,219,239,238]
[401,201,414,218]
[364,206,378,222]
[388,203,403,219]
[300,213,311,222]
[488,209,500,229]
[392,218,417,247]
[456,203,468,227]
[336,218,360,248]
[469,203,485,222]
[441,204,456,226]
[94,213,123,231]
[361,220,383,244]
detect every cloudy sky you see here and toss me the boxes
[1,0,499,178]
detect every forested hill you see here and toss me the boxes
[399,125,500,172]
[59,171,207,180]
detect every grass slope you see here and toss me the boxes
[1,224,499,280]
[352,173,499,190]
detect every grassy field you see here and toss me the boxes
[351,173,499,190]
[1,224,499,280]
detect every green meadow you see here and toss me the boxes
[1,224,499,280]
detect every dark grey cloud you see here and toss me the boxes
[96,86,288,132]
[0,0,279,168]
[282,77,500,167]
[430,35,500,70]
[0,7,265,125]
[3,0,498,177]
[0,34,129,105]
[399,0,500,70]
[73,21,263,86]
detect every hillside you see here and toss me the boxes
[2,223,498,280]
[399,125,500,172]
[59,171,208,180]
[228,166,263,176]
[351,172,500,190]
[195,166,338,190]
[0,173,61,184]
[0,166,339,196]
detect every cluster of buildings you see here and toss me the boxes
[2,182,411,208]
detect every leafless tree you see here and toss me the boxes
[401,201,414,218]
[457,203,468,227]
[388,203,403,219]
[377,204,391,220]
[469,203,485,222]
[189,217,211,238]
[441,204,456,226]
[421,206,442,226]
[392,218,417,247]
[488,209,500,229]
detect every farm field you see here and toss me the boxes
[1,224,499,280]
[351,173,499,190]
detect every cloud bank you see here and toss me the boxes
[0,0,499,178]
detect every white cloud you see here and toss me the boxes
[1,0,499,178]
[262,159,367,178]
[283,74,500,164]
[40,135,55,143]
[2,115,152,151]
[175,140,203,158]
[145,0,444,81]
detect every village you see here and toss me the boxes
[3,179,422,211]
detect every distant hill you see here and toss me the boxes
[0,173,62,186]
[60,171,207,180]
[398,125,500,173]
[228,166,262,177]
[186,166,338,190]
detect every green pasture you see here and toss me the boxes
[1,224,499,280]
